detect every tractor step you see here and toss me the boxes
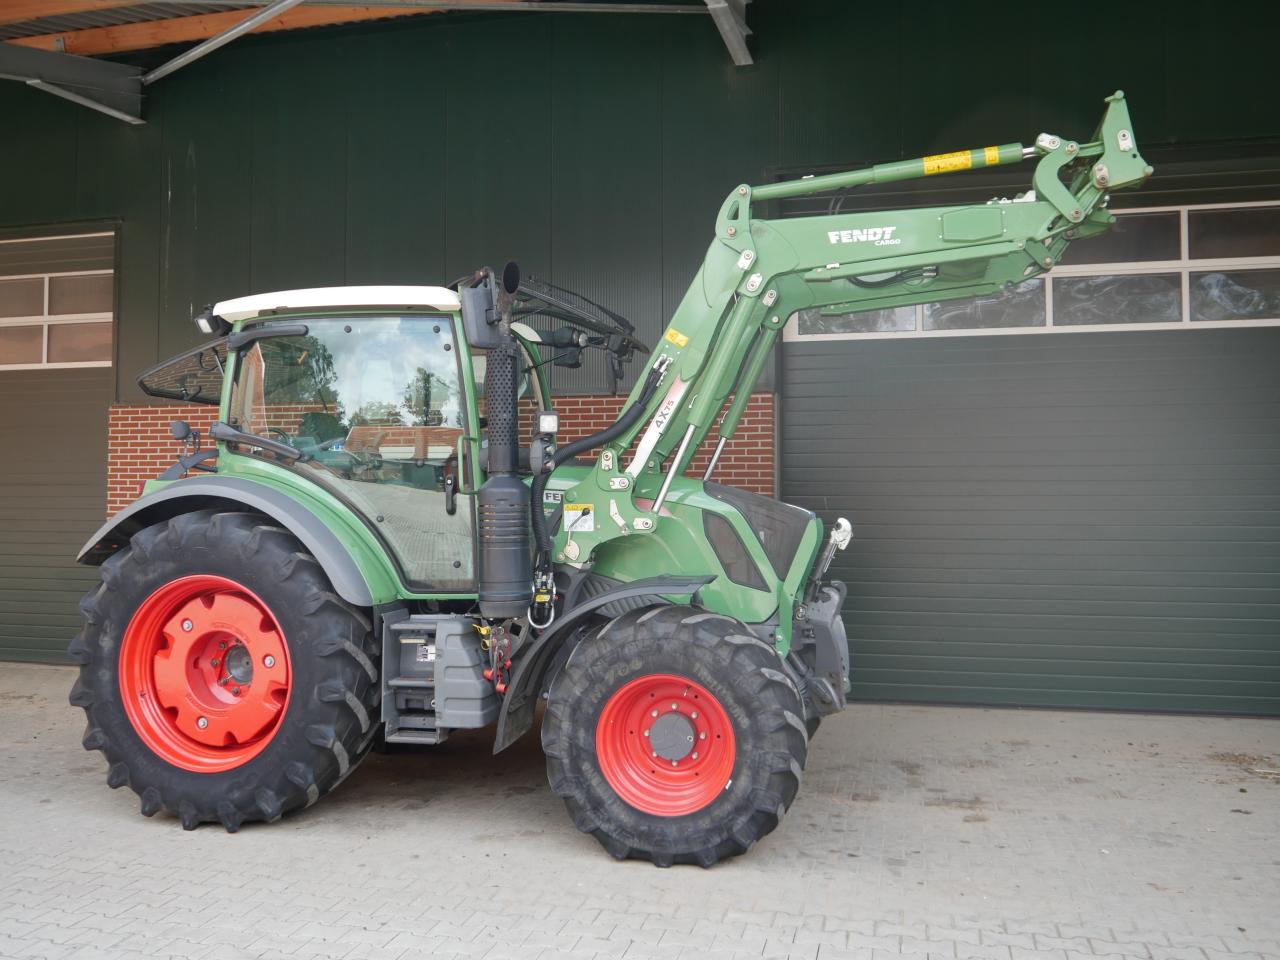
[387,677,434,690]
[384,728,446,746]
[379,611,499,746]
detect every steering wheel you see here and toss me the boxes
[267,428,293,444]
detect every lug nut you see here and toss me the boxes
[219,677,229,686]
[181,619,193,632]
[643,730,650,738]
[652,751,658,758]
[671,702,678,710]
[687,735,694,742]
[197,717,208,729]
[651,709,658,718]
[210,658,220,667]
[218,641,226,650]
[692,752,699,760]
[699,732,706,740]
[691,711,698,720]
[263,655,276,668]
[231,687,241,695]
[671,760,678,767]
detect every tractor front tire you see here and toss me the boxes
[542,605,807,867]
[69,510,380,831]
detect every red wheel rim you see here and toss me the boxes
[118,575,291,773]
[595,673,736,816]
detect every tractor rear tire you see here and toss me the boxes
[542,605,807,867]
[68,510,380,831]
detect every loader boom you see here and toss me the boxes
[549,91,1152,565]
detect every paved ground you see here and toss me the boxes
[0,662,1277,960]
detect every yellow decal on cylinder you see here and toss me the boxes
[922,150,973,176]
[664,328,689,348]
[984,145,1000,166]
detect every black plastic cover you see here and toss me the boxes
[703,512,769,591]
[705,482,814,581]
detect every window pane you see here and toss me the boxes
[1053,273,1182,325]
[1189,207,1280,259]
[48,274,112,315]
[924,280,1045,330]
[796,305,915,335]
[0,325,43,364]
[139,340,226,403]
[47,321,112,362]
[1191,269,1280,322]
[0,278,43,318]
[1058,212,1181,265]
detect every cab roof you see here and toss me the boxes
[212,285,461,323]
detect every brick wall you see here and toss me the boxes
[107,403,220,516]
[105,391,775,517]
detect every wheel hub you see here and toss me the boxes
[648,711,695,761]
[223,643,254,685]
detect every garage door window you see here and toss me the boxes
[787,201,1280,341]
[0,233,114,369]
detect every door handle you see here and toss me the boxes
[444,472,457,515]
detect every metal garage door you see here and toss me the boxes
[781,328,1280,715]
[0,233,113,662]
[0,369,110,661]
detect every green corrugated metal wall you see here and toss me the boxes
[1,1,1278,402]
[1,2,1279,698]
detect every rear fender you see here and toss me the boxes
[78,476,376,607]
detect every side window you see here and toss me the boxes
[229,316,475,591]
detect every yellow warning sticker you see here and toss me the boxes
[922,149,973,176]
[564,503,595,533]
[984,145,1000,166]
[664,328,689,348]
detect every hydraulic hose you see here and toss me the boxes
[531,364,664,562]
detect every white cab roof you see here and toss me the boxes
[213,285,460,323]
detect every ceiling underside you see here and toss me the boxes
[0,0,748,123]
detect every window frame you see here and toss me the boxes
[784,199,1280,342]
[0,230,115,370]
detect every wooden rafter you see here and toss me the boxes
[5,5,440,57]
[0,1,142,28]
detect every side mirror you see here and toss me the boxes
[170,420,201,451]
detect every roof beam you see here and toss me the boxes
[143,0,308,85]
[0,1,141,28]
[703,0,751,66]
[5,5,442,57]
[0,41,141,121]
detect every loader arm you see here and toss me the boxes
[549,91,1151,567]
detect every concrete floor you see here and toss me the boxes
[0,662,1277,960]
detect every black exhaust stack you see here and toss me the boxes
[474,263,533,619]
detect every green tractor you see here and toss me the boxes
[70,94,1150,865]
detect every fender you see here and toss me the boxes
[77,476,374,607]
[493,574,713,754]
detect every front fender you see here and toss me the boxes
[493,574,713,754]
[78,476,376,607]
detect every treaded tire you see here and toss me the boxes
[805,716,822,739]
[542,605,807,867]
[68,510,380,831]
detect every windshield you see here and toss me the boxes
[228,315,474,590]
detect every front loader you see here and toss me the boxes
[71,93,1150,865]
